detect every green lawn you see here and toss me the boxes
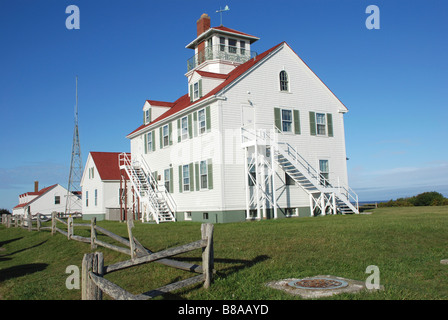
[1,206,448,300]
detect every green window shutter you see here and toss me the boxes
[152,130,156,151]
[169,167,174,193]
[206,106,211,132]
[178,165,183,193]
[293,110,301,135]
[207,159,213,190]
[190,84,193,102]
[159,127,163,148]
[153,171,158,183]
[195,162,200,191]
[327,113,333,137]
[274,108,281,132]
[309,111,316,136]
[169,122,173,145]
[188,114,193,139]
[144,133,148,154]
[199,79,203,98]
[189,163,194,191]
[193,111,198,137]
[177,119,181,142]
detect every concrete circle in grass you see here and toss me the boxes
[288,277,349,290]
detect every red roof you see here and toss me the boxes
[211,26,258,40]
[90,152,130,181]
[195,70,228,79]
[14,184,58,209]
[146,100,174,108]
[128,42,284,137]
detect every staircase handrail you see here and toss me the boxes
[118,153,160,223]
[137,154,177,216]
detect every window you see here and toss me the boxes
[316,113,326,136]
[145,109,151,123]
[164,169,170,192]
[240,40,246,55]
[220,37,225,51]
[193,82,199,99]
[319,160,329,186]
[185,211,192,221]
[285,208,297,216]
[183,164,190,192]
[200,160,208,189]
[281,109,293,132]
[89,167,94,179]
[181,116,188,140]
[198,109,206,134]
[163,124,169,147]
[86,191,89,207]
[285,173,295,186]
[94,189,98,206]
[146,131,153,152]
[203,212,209,220]
[54,196,60,205]
[248,163,256,186]
[228,38,237,53]
[280,70,289,92]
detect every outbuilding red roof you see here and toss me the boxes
[90,152,130,181]
[14,184,58,209]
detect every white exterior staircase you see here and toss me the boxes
[119,153,176,223]
[242,127,358,217]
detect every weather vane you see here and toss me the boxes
[216,5,230,26]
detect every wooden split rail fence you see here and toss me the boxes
[1,212,215,300]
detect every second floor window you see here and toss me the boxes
[198,109,206,134]
[181,116,188,140]
[163,125,169,147]
[183,165,190,192]
[281,109,293,132]
[316,113,326,135]
[228,39,237,53]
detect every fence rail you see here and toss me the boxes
[2,212,214,300]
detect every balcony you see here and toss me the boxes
[187,44,257,72]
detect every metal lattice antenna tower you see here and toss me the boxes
[65,76,83,214]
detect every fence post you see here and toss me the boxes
[67,216,73,240]
[201,223,214,289]
[81,252,104,300]
[91,217,97,249]
[37,215,41,231]
[28,215,32,232]
[127,218,136,260]
[51,212,56,235]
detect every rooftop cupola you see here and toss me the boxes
[186,13,259,75]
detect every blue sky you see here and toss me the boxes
[0,0,447,210]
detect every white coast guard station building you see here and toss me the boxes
[114,13,359,224]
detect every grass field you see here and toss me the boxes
[1,206,448,300]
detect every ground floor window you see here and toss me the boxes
[319,160,329,186]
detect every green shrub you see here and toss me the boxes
[378,191,447,207]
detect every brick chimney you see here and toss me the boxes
[197,13,210,36]
[34,181,39,192]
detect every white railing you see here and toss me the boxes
[240,126,359,213]
[118,153,160,223]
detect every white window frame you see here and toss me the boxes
[228,38,237,54]
[163,124,169,147]
[184,211,192,221]
[280,70,289,92]
[319,159,330,186]
[193,82,199,99]
[182,164,190,192]
[164,168,170,193]
[316,113,327,136]
[94,189,98,206]
[200,160,208,190]
[145,109,151,124]
[240,40,246,55]
[281,109,293,133]
[198,108,206,135]
[181,116,189,141]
